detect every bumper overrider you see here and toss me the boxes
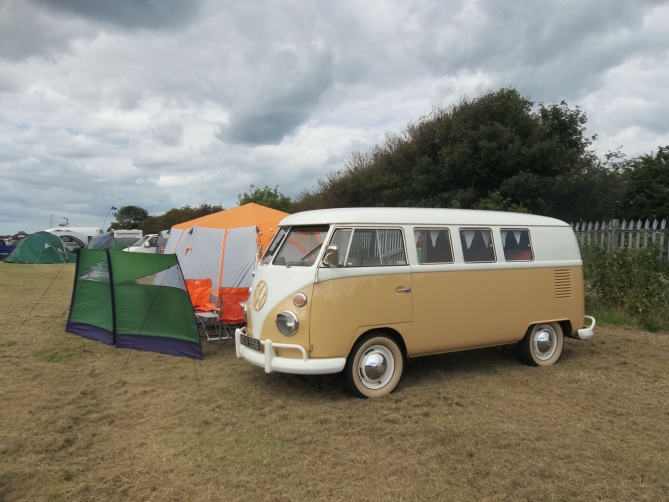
[235,327,346,375]
[577,315,596,340]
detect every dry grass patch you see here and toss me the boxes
[1,263,669,501]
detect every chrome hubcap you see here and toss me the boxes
[358,345,395,389]
[532,324,557,360]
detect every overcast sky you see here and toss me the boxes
[1,0,668,234]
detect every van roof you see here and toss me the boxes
[280,208,569,227]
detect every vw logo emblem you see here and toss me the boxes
[253,280,268,311]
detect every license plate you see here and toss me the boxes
[240,334,260,351]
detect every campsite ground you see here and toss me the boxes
[1,265,668,502]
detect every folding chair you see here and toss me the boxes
[185,279,222,342]
[213,287,250,347]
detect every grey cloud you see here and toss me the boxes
[0,1,92,61]
[218,46,334,145]
[149,120,184,147]
[32,0,203,30]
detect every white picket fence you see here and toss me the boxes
[572,219,669,257]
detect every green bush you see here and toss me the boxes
[581,242,669,331]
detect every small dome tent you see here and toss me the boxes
[4,231,76,264]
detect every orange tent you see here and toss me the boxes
[172,202,288,251]
[164,204,288,300]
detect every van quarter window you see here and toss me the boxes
[459,228,496,263]
[273,226,329,267]
[344,228,406,266]
[501,229,534,261]
[329,228,352,266]
[414,228,454,264]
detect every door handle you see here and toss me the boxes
[396,287,411,293]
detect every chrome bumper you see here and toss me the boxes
[235,327,346,375]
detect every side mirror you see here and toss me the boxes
[143,242,150,247]
[323,245,339,268]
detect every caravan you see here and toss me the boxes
[235,208,596,398]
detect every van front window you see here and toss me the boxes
[262,227,288,265]
[273,226,329,267]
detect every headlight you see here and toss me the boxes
[276,310,299,336]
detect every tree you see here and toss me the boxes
[238,185,293,213]
[294,88,623,222]
[139,203,224,234]
[108,205,149,231]
[622,146,669,221]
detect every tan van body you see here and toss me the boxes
[236,208,595,397]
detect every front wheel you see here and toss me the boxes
[344,332,404,398]
[517,322,564,366]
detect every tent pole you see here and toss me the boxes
[106,249,117,346]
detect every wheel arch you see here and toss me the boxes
[353,327,408,358]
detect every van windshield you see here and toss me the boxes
[273,226,329,267]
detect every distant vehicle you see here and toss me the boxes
[45,228,101,254]
[58,235,87,253]
[0,239,15,259]
[123,234,158,253]
[113,229,143,240]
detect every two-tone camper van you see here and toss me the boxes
[235,208,596,398]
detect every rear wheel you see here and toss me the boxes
[518,322,564,366]
[344,332,404,398]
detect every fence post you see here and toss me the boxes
[661,220,667,260]
[594,221,600,246]
[636,220,642,248]
[587,221,593,244]
[620,220,626,247]
[611,219,618,249]
[643,219,650,247]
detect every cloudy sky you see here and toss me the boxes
[1,0,668,234]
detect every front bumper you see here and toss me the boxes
[235,327,346,375]
[576,315,596,340]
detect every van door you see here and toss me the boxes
[309,227,412,358]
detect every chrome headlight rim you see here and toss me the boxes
[276,310,299,336]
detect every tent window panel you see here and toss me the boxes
[459,228,496,263]
[346,228,406,267]
[501,228,534,261]
[414,228,454,264]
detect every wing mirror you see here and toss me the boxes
[323,245,339,268]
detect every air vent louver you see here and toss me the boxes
[554,269,572,299]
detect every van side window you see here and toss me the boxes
[346,228,406,266]
[414,228,453,264]
[459,228,496,263]
[329,229,352,266]
[501,229,534,261]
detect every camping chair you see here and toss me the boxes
[212,287,250,345]
[185,279,222,343]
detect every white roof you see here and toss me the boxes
[280,208,569,227]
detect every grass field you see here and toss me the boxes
[1,264,669,502]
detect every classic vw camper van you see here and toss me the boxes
[235,208,596,398]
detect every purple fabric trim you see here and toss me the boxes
[66,321,114,345]
[115,334,202,360]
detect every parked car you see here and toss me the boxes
[123,234,158,253]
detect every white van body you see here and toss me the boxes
[123,234,158,253]
[235,208,596,398]
[113,229,143,240]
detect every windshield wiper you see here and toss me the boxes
[298,243,323,261]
